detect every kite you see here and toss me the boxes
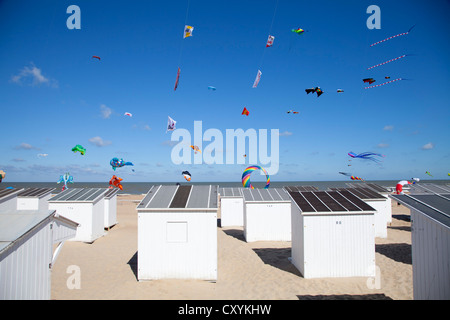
[57,172,73,191]
[124,112,132,117]
[109,175,123,190]
[243,154,247,158]
[174,67,181,91]
[183,25,194,38]
[305,87,323,97]
[72,144,86,155]
[252,70,262,88]
[266,35,275,47]
[396,180,414,195]
[242,165,270,189]
[287,110,299,114]
[167,116,176,132]
[348,151,385,163]
[338,172,352,177]
[110,157,134,171]
[385,76,390,79]
[370,25,415,47]
[337,89,344,93]
[367,54,407,70]
[364,78,403,89]
[0,170,5,183]
[363,78,376,84]
[190,145,201,154]
[207,86,216,91]
[291,28,305,35]
[92,56,101,61]
[182,170,191,181]
[411,178,420,183]
[425,171,433,177]
[351,176,364,181]
[242,107,249,116]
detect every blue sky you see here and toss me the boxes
[1,0,449,183]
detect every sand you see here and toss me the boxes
[51,194,413,300]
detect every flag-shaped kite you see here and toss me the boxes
[252,70,262,88]
[242,107,249,116]
[183,25,194,38]
[266,35,275,47]
[167,116,176,132]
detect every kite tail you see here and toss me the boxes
[367,55,408,70]
[125,162,134,166]
[407,24,416,33]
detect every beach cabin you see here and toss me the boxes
[0,188,22,212]
[48,188,109,243]
[347,182,392,223]
[219,187,244,227]
[242,188,292,242]
[0,209,78,300]
[330,187,388,238]
[137,185,218,281]
[16,188,54,211]
[390,192,450,300]
[104,188,119,230]
[289,190,376,279]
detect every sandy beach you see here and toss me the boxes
[51,194,413,300]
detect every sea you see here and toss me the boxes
[2,180,450,195]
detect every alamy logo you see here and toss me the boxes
[170,121,280,175]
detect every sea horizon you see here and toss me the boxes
[2,179,449,195]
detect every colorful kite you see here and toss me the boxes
[183,25,194,38]
[351,176,364,181]
[190,145,201,154]
[252,70,262,88]
[266,35,275,47]
[337,89,344,93]
[57,172,73,191]
[367,54,407,70]
[0,170,5,183]
[385,76,390,79]
[207,86,216,91]
[242,165,270,189]
[92,56,101,61]
[305,87,323,97]
[167,116,176,132]
[287,110,299,114]
[370,25,415,47]
[364,78,403,89]
[242,107,249,116]
[110,157,134,171]
[174,67,181,91]
[348,151,385,163]
[182,170,191,181]
[363,78,376,84]
[396,180,413,194]
[291,28,305,35]
[71,144,86,155]
[124,112,132,117]
[425,171,433,177]
[109,175,123,190]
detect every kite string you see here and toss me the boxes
[178,0,191,67]
[258,0,279,69]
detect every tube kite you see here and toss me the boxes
[109,175,123,190]
[252,70,262,88]
[266,35,275,47]
[110,157,134,171]
[57,172,73,191]
[396,180,413,195]
[364,78,403,89]
[370,25,415,47]
[72,145,86,155]
[350,176,364,181]
[242,165,270,189]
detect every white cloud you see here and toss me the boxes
[144,124,151,131]
[383,125,394,131]
[11,63,57,87]
[100,104,112,119]
[278,131,293,136]
[37,153,49,158]
[421,142,434,150]
[14,142,40,150]
[377,143,389,148]
[89,136,112,147]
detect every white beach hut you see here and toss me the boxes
[288,190,376,279]
[348,182,392,223]
[219,187,244,227]
[391,191,450,300]
[104,188,119,230]
[0,209,78,300]
[331,187,388,238]
[0,188,22,212]
[242,188,292,242]
[16,188,54,211]
[48,188,108,243]
[137,185,218,281]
